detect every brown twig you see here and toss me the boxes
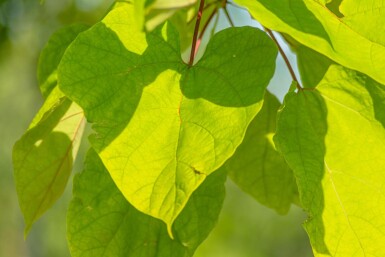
[188,0,205,66]
[264,27,302,90]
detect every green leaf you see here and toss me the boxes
[275,64,385,256]
[68,149,226,257]
[296,45,333,89]
[58,3,277,233]
[37,24,89,98]
[13,87,85,235]
[234,0,385,85]
[226,91,298,214]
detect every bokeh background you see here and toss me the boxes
[0,1,312,256]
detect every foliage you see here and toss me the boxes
[12,0,385,256]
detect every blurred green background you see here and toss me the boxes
[0,1,312,256]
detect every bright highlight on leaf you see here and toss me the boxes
[225,91,298,214]
[67,149,226,257]
[58,3,277,232]
[275,63,385,256]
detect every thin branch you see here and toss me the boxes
[223,6,235,27]
[189,0,205,66]
[198,8,217,40]
[264,27,302,90]
[210,9,220,37]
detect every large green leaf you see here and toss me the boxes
[58,3,277,233]
[13,87,85,235]
[234,0,385,85]
[226,91,298,214]
[275,64,385,256]
[37,24,88,98]
[68,149,226,257]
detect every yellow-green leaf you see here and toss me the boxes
[58,3,277,233]
[13,87,85,235]
[275,64,385,256]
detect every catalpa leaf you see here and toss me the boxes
[235,0,385,85]
[58,3,277,233]
[275,64,385,256]
[37,24,89,98]
[13,87,85,235]
[68,149,226,257]
[226,91,298,214]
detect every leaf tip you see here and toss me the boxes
[166,223,175,240]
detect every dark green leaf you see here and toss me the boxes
[226,91,298,214]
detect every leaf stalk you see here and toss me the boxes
[263,27,302,90]
[189,0,205,66]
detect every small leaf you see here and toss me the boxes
[235,0,385,85]
[13,87,85,235]
[37,24,89,98]
[226,91,298,214]
[275,64,385,256]
[296,45,333,89]
[58,3,277,232]
[67,149,226,257]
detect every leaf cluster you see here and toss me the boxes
[13,0,385,256]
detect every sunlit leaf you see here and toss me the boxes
[68,149,226,257]
[275,63,385,256]
[58,3,277,233]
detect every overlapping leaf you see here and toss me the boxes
[68,149,226,257]
[225,91,298,214]
[13,88,85,235]
[37,24,88,98]
[275,62,385,256]
[234,0,385,85]
[13,25,87,234]
[58,3,277,232]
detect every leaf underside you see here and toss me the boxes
[226,91,298,214]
